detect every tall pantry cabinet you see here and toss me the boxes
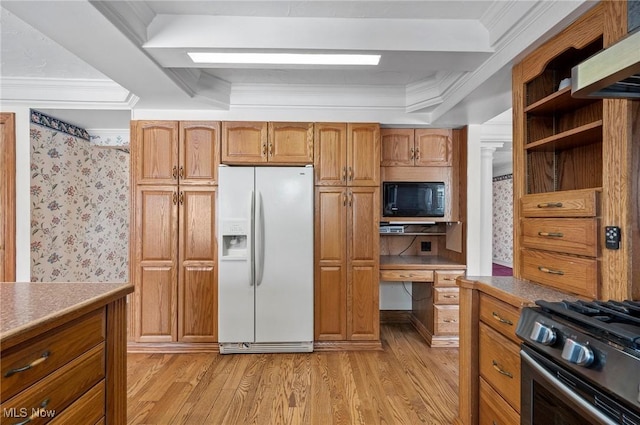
[130,121,219,345]
[314,123,381,347]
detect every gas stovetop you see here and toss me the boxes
[516,300,640,416]
[535,299,640,355]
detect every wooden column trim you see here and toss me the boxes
[105,297,128,425]
[0,112,16,282]
[457,283,479,425]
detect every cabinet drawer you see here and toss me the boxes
[522,218,598,257]
[521,249,598,298]
[434,305,459,334]
[380,269,434,282]
[479,293,520,344]
[433,287,459,305]
[434,270,465,287]
[479,323,520,413]
[1,344,105,425]
[479,377,519,425]
[1,309,105,402]
[49,380,104,425]
[521,189,599,218]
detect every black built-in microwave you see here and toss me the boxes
[383,181,445,217]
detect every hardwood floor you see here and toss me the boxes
[127,323,459,424]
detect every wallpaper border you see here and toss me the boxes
[30,109,90,141]
[493,173,513,182]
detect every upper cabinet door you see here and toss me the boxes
[380,129,415,166]
[268,122,314,164]
[179,122,220,186]
[132,121,179,185]
[347,123,380,186]
[221,121,268,164]
[414,129,453,166]
[314,123,347,186]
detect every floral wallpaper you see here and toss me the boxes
[492,174,513,267]
[30,110,129,282]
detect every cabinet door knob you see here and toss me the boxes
[173,192,178,205]
[415,147,420,160]
[179,166,184,179]
[348,166,353,181]
[410,147,415,159]
[172,166,178,179]
[179,192,184,205]
[342,166,347,182]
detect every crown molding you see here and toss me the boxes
[88,0,155,46]
[405,72,465,113]
[0,77,139,107]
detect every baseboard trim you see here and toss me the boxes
[127,342,219,353]
[313,340,383,351]
[380,310,412,324]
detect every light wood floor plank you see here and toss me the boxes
[127,324,459,424]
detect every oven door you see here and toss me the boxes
[521,345,638,425]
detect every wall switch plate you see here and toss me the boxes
[421,241,431,252]
[605,226,621,250]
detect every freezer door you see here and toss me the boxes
[254,167,314,343]
[218,166,256,343]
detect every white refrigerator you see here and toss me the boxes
[217,166,314,353]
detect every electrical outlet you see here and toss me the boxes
[421,241,431,252]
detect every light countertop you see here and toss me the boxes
[1,282,133,344]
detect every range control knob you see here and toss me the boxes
[530,322,557,346]
[562,339,594,366]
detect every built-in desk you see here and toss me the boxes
[380,255,466,347]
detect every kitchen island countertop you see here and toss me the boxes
[1,281,133,346]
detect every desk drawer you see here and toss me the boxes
[521,189,599,218]
[1,344,105,425]
[380,269,434,282]
[433,287,459,305]
[1,309,105,402]
[434,270,465,287]
[521,249,598,298]
[479,293,520,344]
[479,323,520,413]
[434,305,459,334]
[522,218,598,257]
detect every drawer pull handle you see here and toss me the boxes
[443,277,456,281]
[492,312,513,326]
[537,202,563,208]
[13,399,50,425]
[4,351,50,377]
[538,231,564,238]
[443,295,458,299]
[491,360,513,378]
[538,266,564,276]
[443,319,457,323]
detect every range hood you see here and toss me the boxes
[571,29,640,98]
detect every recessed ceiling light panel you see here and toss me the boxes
[187,52,381,66]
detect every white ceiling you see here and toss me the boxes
[0,0,596,131]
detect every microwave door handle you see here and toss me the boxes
[520,351,617,425]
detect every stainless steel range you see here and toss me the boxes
[516,300,640,425]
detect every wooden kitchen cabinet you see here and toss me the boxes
[130,120,219,347]
[221,121,313,165]
[510,2,640,300]
[381,128,452,166]
[314,123,380,186]
[133,121,219,185]
[314,187,380,344]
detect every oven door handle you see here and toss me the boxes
[521,351,617,425]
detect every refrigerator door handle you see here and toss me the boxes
[249,190,255,286]
[255,191,265,286]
